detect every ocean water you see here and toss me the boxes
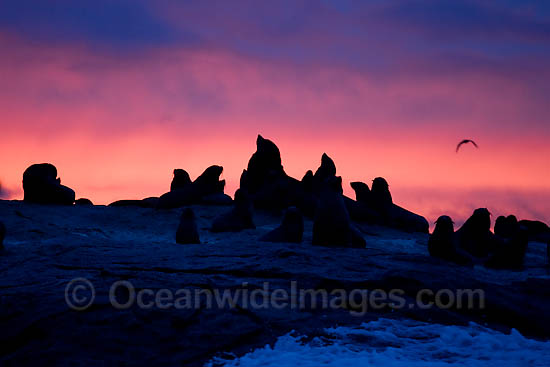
[206,318,550,366]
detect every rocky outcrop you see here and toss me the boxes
[0,200,549,366]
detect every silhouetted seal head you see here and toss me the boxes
[194,165,223,187]
[371,177,392,208]
[497,215,520,238]
[486,222,528,269]
[314,153,336,182]
[22,163,75,205]
[211,189,255,232]
[193,165,225,195]
[245,135,285,192]
[469,208,491,233]
[157,165,224,209]
[171,169,191,191]
[0,221,5,250]
[301,170,314,192]
[251,135,282,170]
[427,215,472,264]
[428,216,454,258]
[434,215,454,236]
[260,207,304,243]
[350,181,371,205]
[312,176,354,247]
[456,208,493,258]
[176,208,200,244]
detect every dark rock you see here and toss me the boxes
[200,193,233,206]
[350,226,366,248]
[22,163,75,205]
[260,207,303,243]
[74,198,93,206]
[0,221,5,249]
[176,208,200,244]
[142,197,160,208]
[108,197,159,208]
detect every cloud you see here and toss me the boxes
[0,0,549,221]
[0,0,199,48]
[371,0,550,43]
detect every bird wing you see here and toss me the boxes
[456,140,467,152]
[456,139,478,152]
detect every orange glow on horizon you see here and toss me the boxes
[1,35,549,227]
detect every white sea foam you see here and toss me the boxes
[206,318,550,366]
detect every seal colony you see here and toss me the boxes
[5,135,549,269]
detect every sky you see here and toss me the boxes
[1,0,549,227]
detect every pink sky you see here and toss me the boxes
[1,2,550,228]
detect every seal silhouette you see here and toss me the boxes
[486,217,528,269]
[371,177,392,211]
[193,165,225,195]
[171,169,191,191]
[345,181,379,224]
[494,215,518,238]
[301,170,314,191]
[245,135,285,193]
[456,208,494,258]
[428,216,455,260]
[158,165,225,209]
[428,216,471,265]
[350,181,371,205]
[260,207,304,243]
[494,216,507,237]
[518,219,550,243]
[176,208,200,244]
[359,177,428,233]
[314,153,336,183]
[211,189,255,232]
[312,176,359,248]
[23,163,75,205]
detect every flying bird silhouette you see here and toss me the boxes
[456,139,478,153]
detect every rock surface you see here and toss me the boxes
[0,200,549,366]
